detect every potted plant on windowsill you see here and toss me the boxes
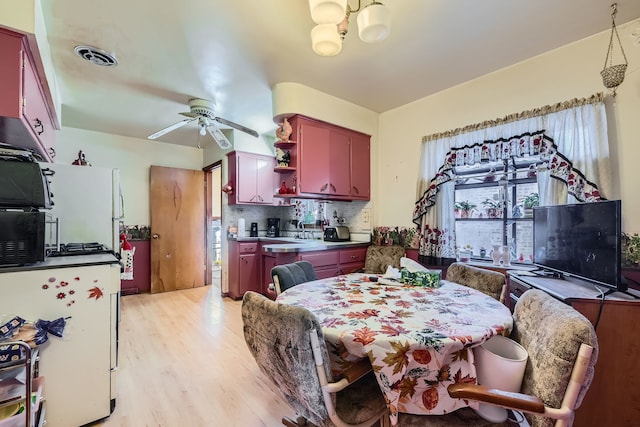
[482,199,503,219]
[522,193,539,218]
[454,201,477,218]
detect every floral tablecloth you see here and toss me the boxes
[277,273,513,426]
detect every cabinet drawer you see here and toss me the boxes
[339,248,367,264]
[299,251,339,267]
[508,276,532,311]
[238,242,258,254]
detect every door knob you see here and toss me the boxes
[152,234,160,239]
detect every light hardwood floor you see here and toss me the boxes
[89,285,293,427]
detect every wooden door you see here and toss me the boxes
[150,166,205,293]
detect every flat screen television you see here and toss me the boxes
[533,200,624,292]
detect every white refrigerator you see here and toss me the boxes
[40,163,124,250]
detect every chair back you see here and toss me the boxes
[446,262,506,302]
[242,291,332,426]
[364,245,405,274]
[271,261,317,295]
[511,290,598,427]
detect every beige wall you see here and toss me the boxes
[54,126,203,225]
[378,20,640,234]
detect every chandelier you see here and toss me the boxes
[309,0,391,56]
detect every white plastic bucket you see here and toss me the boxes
[473,335,528,422]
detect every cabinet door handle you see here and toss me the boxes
[48,147,56,158]
[320,183,328,192]
[329,183,336,192]
[352,186,359,194]
[152,234,160,239]
[34,118,44,135]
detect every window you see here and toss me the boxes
[453,156,543,264]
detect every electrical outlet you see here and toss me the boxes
[338,217,346,224]
[361,208,371,230]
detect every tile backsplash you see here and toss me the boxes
[223,200,371,241]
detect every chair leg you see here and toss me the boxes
[282,415,317,427]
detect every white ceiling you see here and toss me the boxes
[41,0,640,148]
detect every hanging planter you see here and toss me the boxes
[600,3,628,95]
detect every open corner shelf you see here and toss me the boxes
[274,166,296,172]
[274,140,296,148]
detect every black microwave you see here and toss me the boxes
[0,211,46,265]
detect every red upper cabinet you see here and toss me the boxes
[0,28,57,161]
[285,114,370,201]
[227,151,277,205]
[349,133,370,200]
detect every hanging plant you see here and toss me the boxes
[600,3,628,95]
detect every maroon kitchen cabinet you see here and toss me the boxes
[227,151,277,205]
[120,239,151,294]
[228,240,261,299]
[0,28,56,161]
[297,246,368,279]
[298,250,341,279]
[281,115,371,201]
[349,133,370,200]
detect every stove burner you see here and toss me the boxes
[46,242,116,257]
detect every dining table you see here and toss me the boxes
[276,272,513,426]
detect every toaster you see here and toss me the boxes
[323,226,350,242]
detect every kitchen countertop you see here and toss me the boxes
[229,236,370,253]
[0,253,121,273]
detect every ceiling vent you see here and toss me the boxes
[73,45,118,67]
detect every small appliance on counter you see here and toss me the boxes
[266,218,280,237]
[0,147,54,265]
[250,222,258,237]
[324,226,350,242]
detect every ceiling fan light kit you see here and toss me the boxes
[308,0,391,56]
[147,98,257,149]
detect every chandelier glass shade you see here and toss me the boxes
[308,0,391,56]
[309,0,348,25]
[357,1,391,43]
[311,24,343,56]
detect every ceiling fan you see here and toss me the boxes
[147,98,259,149]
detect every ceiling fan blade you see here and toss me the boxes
[179,112,199,119]
[207,126,232,149]
[147,117,198,140]
[214,117,259,138]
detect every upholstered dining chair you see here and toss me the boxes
[271,260,318,295]
[446,262,506,303]
[363,245,406,274]
[398,289,598,427]
[242,291,390,427]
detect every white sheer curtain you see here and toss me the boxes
[413,95,610,260]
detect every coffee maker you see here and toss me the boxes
[266,218,280,237]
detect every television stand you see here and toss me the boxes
[531,268,564,279]
[601,277,640,299]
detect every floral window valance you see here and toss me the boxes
[412,131,603,227]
